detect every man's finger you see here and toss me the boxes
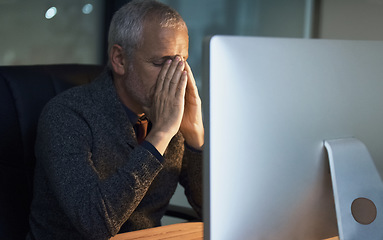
[185,62,197,89]
[163,56,182,91]
[169,60,185,94]
[184,62,201,105]
[156,59,172,93]
[175,70,188,101]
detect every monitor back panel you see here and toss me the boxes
[203,36,383,240]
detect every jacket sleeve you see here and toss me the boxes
[178,144,203,219]
[35,102,163,239]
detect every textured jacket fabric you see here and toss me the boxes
[27,71,202,240]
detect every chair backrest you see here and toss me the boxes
[0,64,104,240]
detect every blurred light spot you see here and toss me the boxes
[82,4,93,14]
[45,7,57,19]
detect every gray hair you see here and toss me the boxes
[107,0,186,68]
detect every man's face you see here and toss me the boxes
[123,20,189,113]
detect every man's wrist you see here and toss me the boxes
[182,130,204,150]
[145,130,173,155]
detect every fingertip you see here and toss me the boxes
[182,71,188,82]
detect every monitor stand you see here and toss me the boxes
[325,138,383,240]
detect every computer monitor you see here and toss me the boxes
[202,36,383,240]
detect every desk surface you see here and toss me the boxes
[110,222,339,240]
[111,222,203,240]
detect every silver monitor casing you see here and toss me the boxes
[203,36,383,240]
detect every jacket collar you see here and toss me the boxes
[89,70,138,147]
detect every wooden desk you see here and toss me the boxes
[111,222,339,240]
[111,222,203,240]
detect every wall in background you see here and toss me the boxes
[0,0,104,66]
[318,0,383,41]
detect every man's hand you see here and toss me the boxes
[144,56,188,155]
[144,58,204,154]
[180,62,204,150]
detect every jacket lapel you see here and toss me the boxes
[88,70,138,148]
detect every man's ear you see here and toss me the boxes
[110,44,127,76]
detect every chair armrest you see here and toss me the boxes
[165,204,200,222]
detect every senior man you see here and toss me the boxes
[27,1,203,239]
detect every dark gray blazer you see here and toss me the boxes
[27,71,202,240]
